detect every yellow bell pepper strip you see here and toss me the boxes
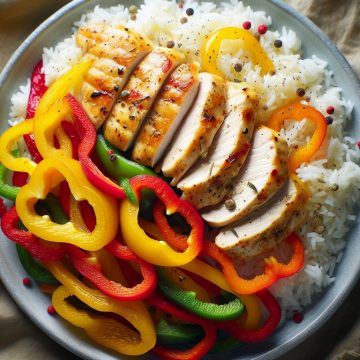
[267,103,328,172]
[34,98,73,159]
[201,27,275,77]
[16,157,118,251]
[48,261,156,356]
[120,175,204,267]
[34,60,92,117]
[0,119,36,175]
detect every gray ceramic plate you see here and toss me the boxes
[0,1,360,359]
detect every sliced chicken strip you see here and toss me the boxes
[76,24,153,129]
[216,176,308,259]
[161,73,226,185]
[202,126,289,226]
[103,48,186,151]
[132,63,200,167]
[178,82,258,209]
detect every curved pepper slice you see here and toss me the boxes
[220,289,281,342]
[66,239,157,301]
[65,94,127,199]
[267,103,327,172]
[157,267,244,321]
[120,175,204,266]
[154,201,304,294]
[48,261,156,356]
[16,157,118,251]
[0,120,36,175]
[34,98,73,159]
[0,163,20,201]
[201,27,275,77]
[1,206,66,262]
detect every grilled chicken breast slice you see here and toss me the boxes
[103,47,186,151]
[132,63,200,167]
[202,126,289,226]
[216,176,308,259]
[161,73,226,185]
[178,82,258,209]
[76,24,153,129]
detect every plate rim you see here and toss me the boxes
[0,1,360,359]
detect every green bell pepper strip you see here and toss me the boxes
[157,267,244,321]
[45,193,69,224]
[156,318,204,345]
[119,178,137,205]
[16,244,58,284]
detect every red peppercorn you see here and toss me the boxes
[242,21,251,30]
[293,311,303,323]
[22,277,31,287]
[47,305,56,315]
[271,169,278,177]
[258,24,268,35]
[357,141,360,149]
[326,106,335,114]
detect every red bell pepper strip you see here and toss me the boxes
[12,172,28,187]
[220,289,281,342]
[1,206,66,262]
[79,200,96,232]
[0,198,6,217]
[66,238,157,301]
[119,260,216,360]
[58,181,71,217]
[154,201,304,294]
[65,94,126,199]
[126,176,204,266]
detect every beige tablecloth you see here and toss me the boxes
[0,0,359,359]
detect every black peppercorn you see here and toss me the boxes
[326,116,333,125]
[296,88,305,97]
[234,63,243,72]
[186,8,194,16]
[274,39,283,48]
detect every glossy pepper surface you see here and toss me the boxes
[157,267,244,321]
[48,261,156,356]
[0,163,20,201]
[15,157,118,251]
[267,103,327,172]
[120,175,204,266]
[202,27,275,77]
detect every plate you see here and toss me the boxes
[0,1,360,359]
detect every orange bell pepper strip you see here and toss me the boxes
[15,157,118,251]
[267,103,327,172]
[48,261,156,356]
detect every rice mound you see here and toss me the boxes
[8,0,360,316]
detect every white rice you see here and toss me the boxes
[7,0,360,316]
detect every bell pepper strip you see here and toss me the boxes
[142,214,261,330]
[267,103,327,172]
[34,60,92,117]
[1,206,66,262]
[119,177,137,204]
[48,261,156,356]
[12,149,29,187]
[0,198,6,217]
[203,234,304,295]
[220,289,281,342]
[120,175,204,266]
[210,336,240,353]
[65,94,127,199]
[0,163,20,201]
[23,59,47,163]
[156,318,204,345]
[45,193,69,225]
[15,157,118,251]
[34,98,73,159]
[67,240,157,301]
[157,267,244,321]
[201,27,275,77]
[0,119,36,175]
[16,244,58,284]
[69,195,89,232]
